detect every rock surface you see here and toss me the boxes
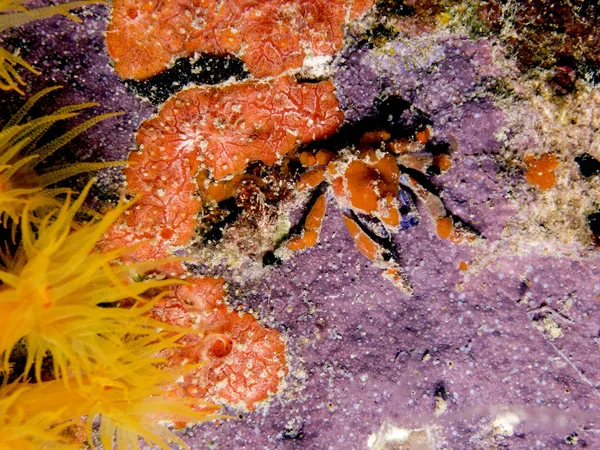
[1,1,599,449]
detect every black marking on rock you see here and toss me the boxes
[575,153,600,177]
[126,55,248,105]
[376,0,416,16]
[434,382,448,401]
[262,251,282,267]
[202,197,243,244]
[588,210,600,245]
[302,95,431,153]
[282,417,305,440]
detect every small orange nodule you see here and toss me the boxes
[433,154,452,172]
[297,167,326,191]
[459,261,469,271]
[380,195,400,228]
[436,217,453,239]
[331,177,344,198]
[303,230,319,247]
[359,129,392,147]
[305,195,327,231]
[299,152,317,167]
[287,236,305,251]
[126,7,138,19]
[210,335,234,358]
[415,128,431,145]
[315,150,335,165]
[160,228,174,239]
[524,153,559,191]
[387,139,410,154]
[197,171,244,203]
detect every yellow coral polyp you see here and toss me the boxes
[0,86,124,231]
[0,383,75,450]
[0,180,184,383]
[0,362,221,450]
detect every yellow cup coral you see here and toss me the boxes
[0,180,223,448]
[0,351,221,450]
[0,86,124,232]
[0,179,183,381]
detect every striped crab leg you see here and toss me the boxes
[342,210,413,295]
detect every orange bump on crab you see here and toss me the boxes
[359,129,392,147]
[333,150,402,228]
[298,167,327,191]
[433,153,453,172]
[524,153,559,191]
[100,76,343,269]
[153,277,288,410]
[107,0,375,80]
[415,127,431,145]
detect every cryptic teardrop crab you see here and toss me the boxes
[198,97,480,294]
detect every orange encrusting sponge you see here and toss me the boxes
[100,76,343,274]
[524,153,559,191]
[152,277,288,411]
[107,0,375,80]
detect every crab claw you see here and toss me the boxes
[397,189,420,230]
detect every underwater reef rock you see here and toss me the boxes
[474,0,600,76]
[3,1,600,449]
[106,0,374,80]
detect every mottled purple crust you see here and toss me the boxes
[333,44,382,123]
[191,208,600,449]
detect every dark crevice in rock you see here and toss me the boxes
[588,211,600,245]
[575,153,600,178]
[125,55,248,105]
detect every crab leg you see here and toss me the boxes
[297,166,326,191]
[399,174,478,244]
[286,193,328,251]
[396,153,434,172]
[400,174,446,219]
[342,212,413,294]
